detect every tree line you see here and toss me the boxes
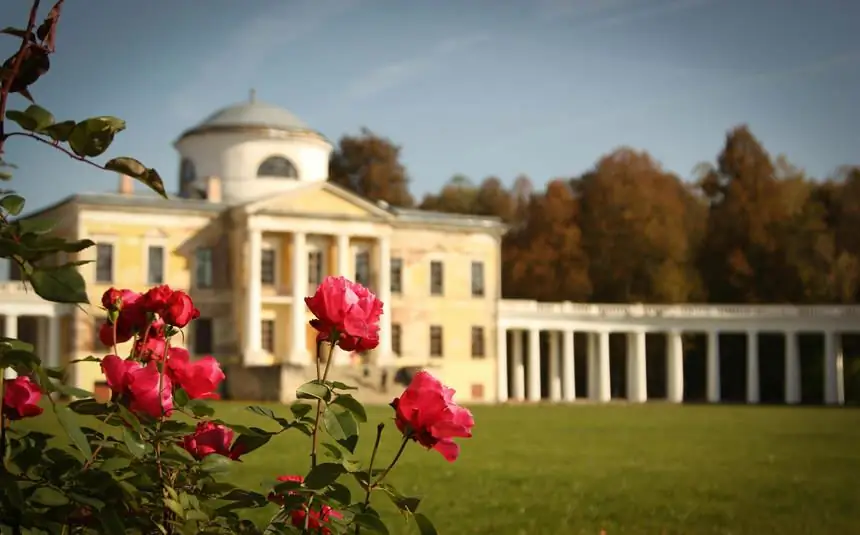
[329,125,860,305]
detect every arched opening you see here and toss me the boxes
[257,156,298,179]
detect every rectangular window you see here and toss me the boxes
[261,248,276,285]
[430,325,443,357]
[471,261,485,297]
[430,261,443,296]
[95,243,113,283]
[355,250,371,287]
[261,319,275,353]
[392,324,402,356]
[195,247,213,289]
[193,317,214,354]
[308,250,323,288]
[147,245,165,285]
[390,258,403,294]
[471,326,485,358]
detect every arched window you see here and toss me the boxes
[257,156,298,179]
[180,158,196,184]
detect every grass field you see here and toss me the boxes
[21,402,860,535]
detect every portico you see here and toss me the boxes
[0,282,68,379]
[241,210,393,368]
[497,301,853,406]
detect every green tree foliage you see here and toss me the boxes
[329,127,415,207]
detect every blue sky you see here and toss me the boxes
[1,0,858,212]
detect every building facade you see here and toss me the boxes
[1,98,854,405]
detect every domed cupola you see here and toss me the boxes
[174,91,333,203]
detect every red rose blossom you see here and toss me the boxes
[166,347,224,399]
[101,355,173,418]
[181,421,243,460]
[305,276,383,352]
[390,371,474,462]
[268,474,304,506]
[161,289,200,328]
[289,503,342,535]
[2,376,43,420]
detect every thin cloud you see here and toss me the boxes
[168,0,359,122]
[341,32,491,102]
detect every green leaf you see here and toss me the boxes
[330,381,357,391]
[164,498,185,518]
[325,482,352,506]
[0,194,25,216]
[320,442,343,460]
[303,462,346,490]
[186,399,214,418]
[5,105,54,132]
[174,387,189,408]
[296,380,332,402]
[123,427,146,458]
[230,432,272,457]
[17,218,55,235]
[354,512,390,534]
[30,486,69,507]
[68,399,110,416]
[246,405,291,428]
[29,264,89,304]
[332,394,367,423]
[55,383,92,399]
[289,401,314,419]
[200,454,233,474]
[323,407,358,446]
[56,406,93,459]
[67,116,126,158]
[0,337,34,352]
[104,156,167,199]
[43,120,76,142]
[99,507,126,533]
[0,348,40,371]
[378,484,422,514]
[414,513,438,535]
[98,456,131,472]
[116,403,144,435]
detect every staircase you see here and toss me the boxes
[293,363,399,406]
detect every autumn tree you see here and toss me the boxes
[502,180,591,301]
[576,148,703,303]
[329,127,414,207]
[419,174,476,214]
[420,175,517,222]
[698,125,794,302]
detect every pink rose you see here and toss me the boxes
[305,276,383,352]
[181,421,242,460]
[101,354,143,394]
[2,376,43,420]
[289,503,342,535]
[127,361,173,418]
[390,371,474,462]
[141,285,173,313]
[166,347,224,399]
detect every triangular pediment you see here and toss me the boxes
[242,182,393,220]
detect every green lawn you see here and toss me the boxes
[22,402,860,535]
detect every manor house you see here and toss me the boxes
[0,97,853,406]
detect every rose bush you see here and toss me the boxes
[0,4,474,533]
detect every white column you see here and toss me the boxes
[824,331,843,405]
[666,330,684,403]
[548,331,561,401]
[512,330,525,400]
[375,236,392,366]
[746,330,759,404]
[628,330,647,403]
[4,314,18,379]
[47,315,60,369]
[527,328,541,402]
[562,329,575,401]
[785,330,801,404]
[244,229,262,364]
[597,330,611,402]
[496,326,508,402]
[706,330,720,403]
[587,332,597,401]
[336,234,350,277]
[290,232,308,364]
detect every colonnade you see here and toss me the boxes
[496,327,847,405]
[2,313,61,379]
